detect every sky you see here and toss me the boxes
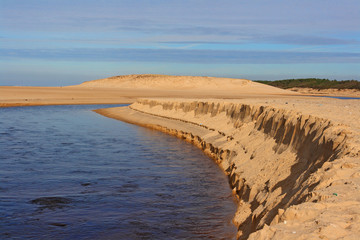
[1,0,359,86]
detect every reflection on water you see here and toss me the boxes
[0,105,237,239]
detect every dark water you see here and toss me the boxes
[310,95,360,100]
[0,105,236,239]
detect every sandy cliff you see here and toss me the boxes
[95,98,360,240]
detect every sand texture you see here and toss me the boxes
[289,87,360,98]
[0,75,296,107]
[74,74,295,95]
[0,86,135,107]
[95,98,360,240]
[2,74,359,239]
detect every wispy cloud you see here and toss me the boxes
[1,0,359,51]
[262,35,360,46]
[2,48,359,64]
[0,0,359,84]
[159,34,360,47]
[2,1,359,35]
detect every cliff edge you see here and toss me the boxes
[95,98,360,239]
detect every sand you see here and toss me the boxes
[289,87,360,98]
[0,75,297,107]
[95,98,360,240]
[2,74,359,239]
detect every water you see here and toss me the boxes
[0,105,237,239]
[310,95,360,100]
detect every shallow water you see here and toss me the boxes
[310,95,360,100]
[0,105,237,239]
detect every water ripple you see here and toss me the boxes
[0,104,236,239]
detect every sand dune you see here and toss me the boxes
[73,74,294,95]
[0,75,297,107]
[75,74,251,89]
[95,97,360,240]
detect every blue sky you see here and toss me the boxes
[1,0,359,86]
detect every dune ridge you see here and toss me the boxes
[95,98,360,240]
[73,74,294,95]
[0,75,298,107]
[75,74,251,89]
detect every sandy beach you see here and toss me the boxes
[289,87,360,98]
[0,75,297,107]
[95,96,360,240]
[1,74,359,239]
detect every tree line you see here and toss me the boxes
[255,78,360,90]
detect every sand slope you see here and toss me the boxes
[0,75,297,107]
[73,74,294,95]
[75,74,251,89]
[95,97,360,240]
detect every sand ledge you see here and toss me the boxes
[95,98,360,240]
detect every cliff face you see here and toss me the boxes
[95,98,360,240]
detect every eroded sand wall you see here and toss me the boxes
[96,99,359,239]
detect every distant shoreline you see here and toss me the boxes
[256,78,360,90]
[256,78,360,98]
[287,87,360,98]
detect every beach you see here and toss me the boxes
[0,75,297,108]
[1,75,359,239]
[95,97,360,240]
[288,87,360,98]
